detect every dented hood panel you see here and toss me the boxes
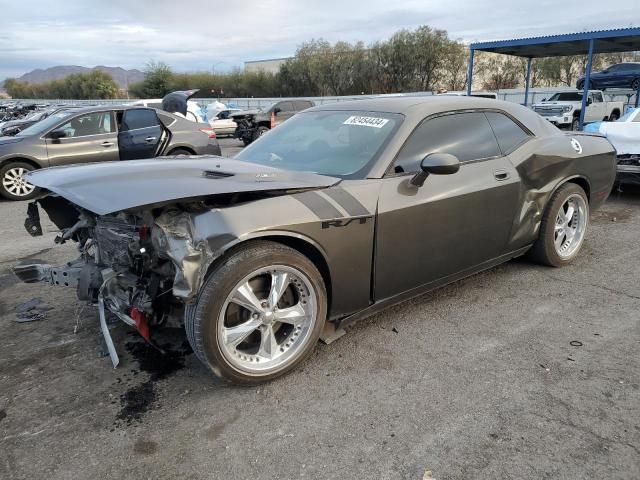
[26,157,341,215]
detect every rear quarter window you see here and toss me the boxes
[294,100,314,111]
[485,111,531,154]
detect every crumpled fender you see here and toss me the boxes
[153,210,218,300]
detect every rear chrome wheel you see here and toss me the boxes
[0,162,37,201]
[528,183,589,267]
[553,194,587,259]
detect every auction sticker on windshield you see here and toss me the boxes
[343,116,390,128]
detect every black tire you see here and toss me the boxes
[168,148,192,156]
[241,136,253,147]
[571,117,580,131]
[253,125,270,142]
[0,161,39,201]
[185,241,327,385]
[528,183,589,267]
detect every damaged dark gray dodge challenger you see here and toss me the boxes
[14,97,616,384]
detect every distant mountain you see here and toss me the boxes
[9,66,145,90]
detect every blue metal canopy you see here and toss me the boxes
[466,28,640,129]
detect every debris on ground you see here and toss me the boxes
[570,340,583,347]
[14,298,52,322]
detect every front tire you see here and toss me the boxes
[185,241,327,384]
[0,161,38,201]
[528,183,589,267]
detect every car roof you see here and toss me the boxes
[60,104,156,115]
[310,95,524,118]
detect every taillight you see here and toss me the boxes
[200,128,217,139]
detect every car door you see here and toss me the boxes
[117,108,163,160]
[45,111,119,166]
[375,110,521,300]
[587,92,606,122]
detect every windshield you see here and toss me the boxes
[17,111,74,137]
[547,93,583,102]
[235,110,402,178]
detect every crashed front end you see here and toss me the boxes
[11,157,340,368]
[14,198,208,366]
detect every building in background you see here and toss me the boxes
[244,57,290,74]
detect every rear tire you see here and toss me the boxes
[571,117,580,131]
[528,183,589,267]
[185,241,327,385]
[0,161,39,201]
[168,148,192,156]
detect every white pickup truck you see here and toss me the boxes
[532,90,623,130]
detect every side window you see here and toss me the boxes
[485,112,531,154]
[57,112,113,137]
[592,92,604,103]
[278,101,295,112]
[394,112,500,173]
[294,100,313,111]
[121,109,160,131]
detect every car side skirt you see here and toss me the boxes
[335,245,531,331]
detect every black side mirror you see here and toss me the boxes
[273,107,281,114]
[587,98,592,106]
[410,153,460,187]
[542,97,547,102]
[49,129,67,139]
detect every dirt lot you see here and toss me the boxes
[1,147,639,479]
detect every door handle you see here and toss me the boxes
[101,141,114,147]
[493,169,510,181]
[145,136,157,142]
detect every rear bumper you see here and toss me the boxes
[197,141,222,156]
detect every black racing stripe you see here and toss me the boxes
[323,188,370,217]
[295,191,343,220]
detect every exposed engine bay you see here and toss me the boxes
[13,196,216,366]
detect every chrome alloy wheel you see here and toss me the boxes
[2,167,35,197]
[554,193,587,258]
[217,265,318,374]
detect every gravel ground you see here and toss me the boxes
[0,148,638,479]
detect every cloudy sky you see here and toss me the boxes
[0,0,637,80]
